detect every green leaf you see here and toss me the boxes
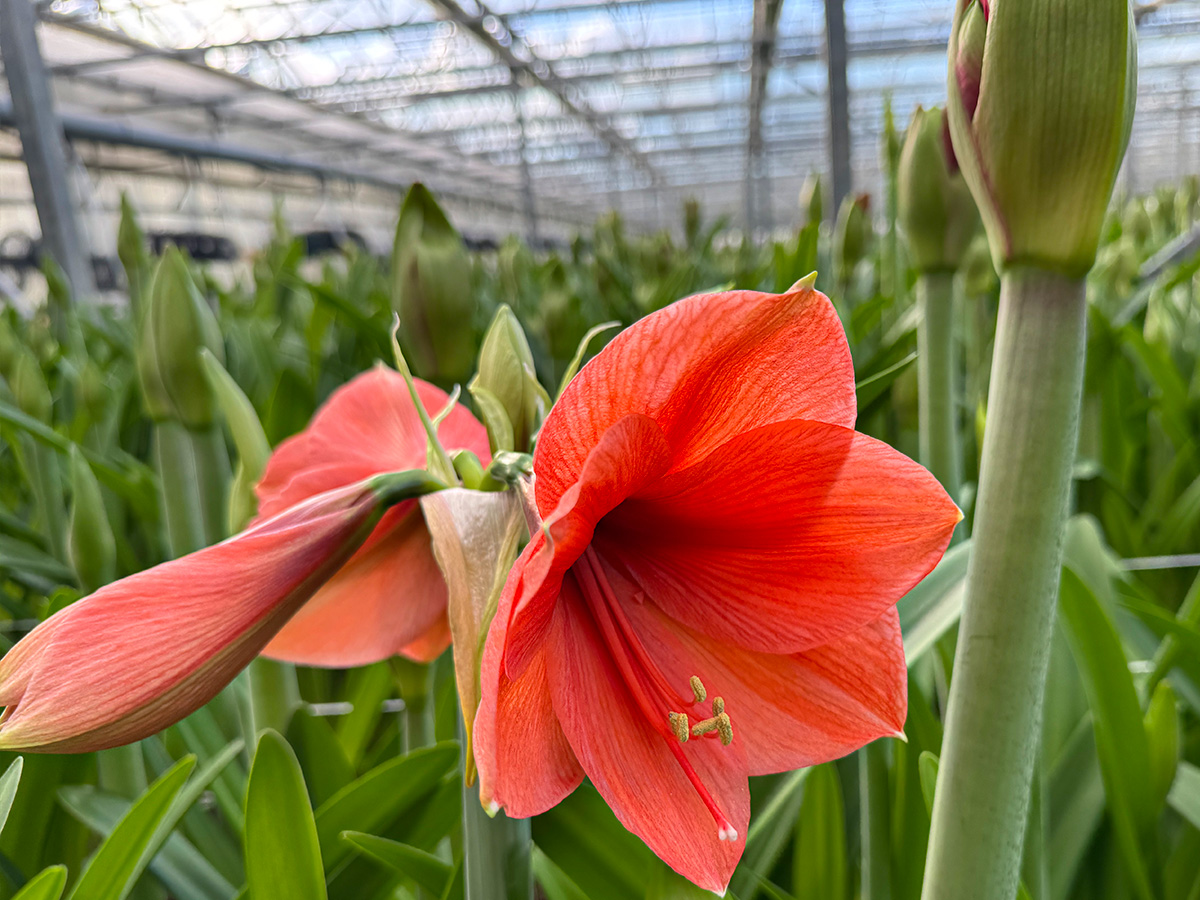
[729,768,810,900]
[531,846,590,900]
[66,755,196,900]
[244,731,326,900]
[532,784,654,900]
[556,322,620,400]
[12,866,68,900]
[1059,567,1159,900]
[1046,716,1105,900]
[287,710,356,809]
[1168,762,1200,831]
[315,742,458,874]
[0,757,23,837]
[339,832,452,895]
[897,539,971,665]
[918,752,939,815]
[793,763,847,900]
[644,865,713,900]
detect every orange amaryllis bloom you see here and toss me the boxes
[473,284,960,891]
[0,476,423,753]
[252,367,491,666]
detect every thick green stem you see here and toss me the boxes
[393,659,434,753]
[248,658,300,735]
[20,436,66,562]
[921,268,1087,900]
[916,273,961,510]
[460,719,533,900]
[153,422,230,556]
[859,741,893,900]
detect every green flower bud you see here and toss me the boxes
[799,173,824,226]
[947,0,1137,276]
[899,106,981,274]
[833,193,873,282]
[137,247,225,428]
[117,193,152,314]
[962,235,998,298]
[392,184,477,384]
[67,446,116,593]
[8,345,52,423]
[470,305,546,453]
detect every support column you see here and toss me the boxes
[509,72,539,247]
[823,0,852,214]
[0,0,94,299]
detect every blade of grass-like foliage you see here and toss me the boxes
[315,742,458,874]
[897,540,971,665]
[245,732,326,900]
[1046,717,1105,900]
[532,785,654,900]
[339,832,452,895]
[793,764,847,900]
[12,866,67,900]
[728,768,810,900]
[1059,568,1159,900]
[531,847,589,900]
[0,758,23,837]
[65,755,196,900]
[1168,761,1200,831]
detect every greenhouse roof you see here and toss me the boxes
[3,0,1200,244]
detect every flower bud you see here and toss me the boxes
[118,193,152,313]
[137,247,224,428]
[799,173,824,226]
[8,345,52,424]
[833,194,873,282]
[947,0,1137,276]
[392,184,478,385]
[898,106,980,274]
[67,446,116,594]
[470,305,546,453]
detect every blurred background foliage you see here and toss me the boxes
[0,125,1199,900]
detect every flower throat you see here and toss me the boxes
[573,545,738,841]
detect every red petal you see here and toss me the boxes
[256,366,490,520]
[474,545,583,817]
[621,589,907,776]
[503,414,671,678]
[252,367,489,666]
[547,577,748,893]
[261,506,450,667]
[599,419,959,654]
[0,483,381,752]
[534,286,855,517]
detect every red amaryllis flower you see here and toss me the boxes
[252,366,491,666]
[473,284,960,891]
[0,477,410,753]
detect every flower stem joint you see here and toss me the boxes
[948,0,1137,277]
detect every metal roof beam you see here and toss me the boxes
[418,0,663,185]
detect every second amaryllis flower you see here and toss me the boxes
[472,282,960,892]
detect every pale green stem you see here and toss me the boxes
[249,658,300,736]
[459,717,533,900]
[921,268,1087,900]
[153,422,229,556]
[860,741,893,900]
[916,273,962,514]
[394,659,434,753]
[20,436,66,562]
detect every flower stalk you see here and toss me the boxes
[916,272,962,513]
[461,717,533,900]
[922,268,1087,900]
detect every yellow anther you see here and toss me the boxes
[711,696,724,716]
[691,717,720,738]
[716,713,733,747]
[689,676,707,704]
[668,712,690,743]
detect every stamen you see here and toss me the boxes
[691,717,720,738]
[690,676,707,703]
[716,713,733,747]
[711,696,724,716]
[669,712,690,742]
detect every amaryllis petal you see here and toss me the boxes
[256,366,489,518]
[534,284,855,516]
[254,366,490,666]
[598,419,960,654]
[0,480,392,753]
[260,507,449,667]
[547,579,748,893]
[475,539,583,817]
[504,414,670,677]
[623,593,907,776]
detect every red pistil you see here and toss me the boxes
[573,547,737,841]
